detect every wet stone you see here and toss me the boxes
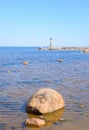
[26,88,65,114]
[79,105,85,108]
[23,61,29,65]
[25,118,46,127]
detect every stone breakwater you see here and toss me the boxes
[38,46,89,52]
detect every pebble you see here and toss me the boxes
[39,115,44,119]
[60,118,64,121]
[57,59,64,62]
[79,105,85,108]
[23,61,29,65]
[83,113,89,116]
[7,70,11,73]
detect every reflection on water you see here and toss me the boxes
[0,47,89,130]
[43,108,64,126]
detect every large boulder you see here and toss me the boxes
[26,88,65,114]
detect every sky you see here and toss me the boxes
[0,0,89,47]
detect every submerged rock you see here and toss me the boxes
[7,70,11,73]
[26,88,65,114]
[25,118,46,127]
[57,59,64,62]
[23,61,29,65]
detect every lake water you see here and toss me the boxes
[0,47,89,130]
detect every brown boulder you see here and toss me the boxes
[26,88,65,114]
[25,118,46,126]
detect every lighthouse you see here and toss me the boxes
[49,37,53,49]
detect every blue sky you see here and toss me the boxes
[0,0,89,47]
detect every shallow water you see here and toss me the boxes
[0,47,89,130]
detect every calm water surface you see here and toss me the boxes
[0,47,89,130]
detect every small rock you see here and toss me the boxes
[23,61,29,65]
[39,115,44,119]
[79,105,85,108]
[83,113,89,116]
[60,118,64,121]
[7,70,11,73]
[25,118,46,127]
[57,59,64,62]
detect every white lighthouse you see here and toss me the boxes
[49,37,53,49]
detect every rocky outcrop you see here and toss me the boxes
[26,88,65,114]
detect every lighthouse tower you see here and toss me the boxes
[49,37,53,49]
